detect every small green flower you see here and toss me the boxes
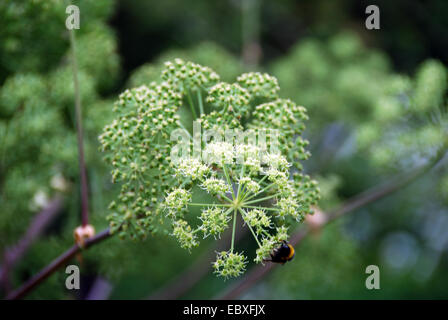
[164,188,191,212]
[199,207,231,238]
[201,177,230,195]
[207,82,251,117]
[176,157,210,181]
[244,209,272,235]
[255,238,276,264]
[235,144,261,171]
[238,177,260,194]
[276,197,301,220]
[273,226,290,242]
[203,141,234,164]
[263,153,290,171]
[213,251,248,279]
[264,167,287,182]
[237,72,280,100]
[172,219,199,250]
[162,58,220,92]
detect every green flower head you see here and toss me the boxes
[100,59,320,278]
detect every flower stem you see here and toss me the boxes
[222,162,234,199]
[178,122,192,138]
[243,193,280,205]
[69,24,89,227]
[188,203,232,207]
[219,193,233,203]
[187,90,197,119]
[258,174,269,186]
[230,209,237,252]
[237,164,245,201]
[238,208,261,247]
[243,182,276,202]
[197,89,204,115]
[242,205,279,211]
[6,228,112,300]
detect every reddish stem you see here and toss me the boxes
[0,196,63,293]
[6,228,111,300]
[69,26,89,226]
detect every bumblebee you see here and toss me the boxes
[264,240,295,264]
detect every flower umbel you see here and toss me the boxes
[213,251,248,279]
[100,59,320,278]
[199,207,232,239]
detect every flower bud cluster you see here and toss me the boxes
[100,59,320,278]
[237,72,280,100]
[213,251,248,278]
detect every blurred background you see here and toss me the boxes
[1,0,448,299]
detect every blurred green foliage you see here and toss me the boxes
[271,31,397,128]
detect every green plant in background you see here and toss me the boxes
[270,31,404,131]
[100,59,320,278]
[356,59,447,169]
[270,30,448,192]
[0,0,116,83]
[0,0,121,298]
[0,0,119,247]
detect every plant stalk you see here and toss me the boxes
[69,26,89,227]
